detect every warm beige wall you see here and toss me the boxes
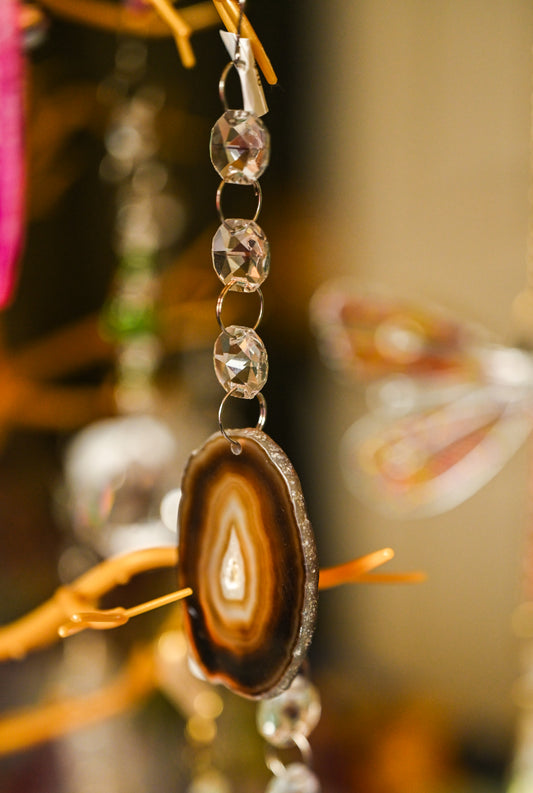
[303,1,533,735]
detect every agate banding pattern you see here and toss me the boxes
[178,429,318,699]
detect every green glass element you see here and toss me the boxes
[102,297,157,340]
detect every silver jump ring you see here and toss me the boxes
[264,735,313,780]
[216,282,264,332]
[216,179,262,224]
[218,60,245,110]
[218,389,267,454]
[292,733,313,767]
[264,747,286,778]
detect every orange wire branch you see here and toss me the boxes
[0,344,116,438]
[58,587,193,638]
[0,546,424,662]
[319,548,426,590]
[36,0,277,82]
[0,547,179,661]
[0,297,215,437]
[145,0,195,67]
[0,622,222,756]
[352,571,427,584]
[10,314,110,381]
[0,547,424,756]
[0,644,156,755]
[36,0,217,42]
[212,0,277,84]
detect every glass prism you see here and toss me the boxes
[257,675,321,748]
[213,325,268,398]
[210,110,270,185]
[212,219,270,291]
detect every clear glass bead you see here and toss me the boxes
[63,415,178,556]
[210,110,270,185]
[214,325,268,398]
[212,219,270,292]
[257,675,322,748]
[265,764,321,793]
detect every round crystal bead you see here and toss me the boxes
[210,110,270,185]
[257,675,322,748]
[214,325,268,398]
[212,219,270,292]
[265,764,321,793]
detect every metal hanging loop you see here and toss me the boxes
[218,59,246,110]
[218,1,247,109]
[218,389,267,454]
[216,179,262,224]
[264,747,287,778]
[292,733,314,767]
[216,281,264,332]
[264,734,314,780]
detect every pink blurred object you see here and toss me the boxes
[0,0,25,309]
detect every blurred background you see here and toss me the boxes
[2,1,533,791]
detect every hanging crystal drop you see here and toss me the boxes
[257,675,322,748]
[210,110,270,184]
[212,219,270,291]
[214,325,268,398]
[265,764,321,793]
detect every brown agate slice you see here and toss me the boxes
[178,429,318,699]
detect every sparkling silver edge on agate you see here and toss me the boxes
[183,427,319,699]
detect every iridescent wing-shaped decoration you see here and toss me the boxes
[311,282,533,517]
[310,280,486,383]
[340,381,533,518]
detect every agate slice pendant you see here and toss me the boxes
[178,429,318,699]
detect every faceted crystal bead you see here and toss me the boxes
[210,110,270,184]
[212,219,270,292]
[265,764,321,793]
[214,325,268,398]
[257,675,322,748]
